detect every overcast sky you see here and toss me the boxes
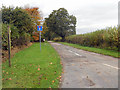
[1,0,119,34]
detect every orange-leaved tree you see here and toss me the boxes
[25,7,43,41]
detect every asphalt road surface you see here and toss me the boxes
[49,42,118,88]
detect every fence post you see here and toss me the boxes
[8,25,11,67]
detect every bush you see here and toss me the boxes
[2,6,34,50]
[65,27,119,51]
[53,37,62,42]
[2,24,19,50]
[2,24,31,50]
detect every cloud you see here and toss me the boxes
[1,0,118,34]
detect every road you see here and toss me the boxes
[49,42,118,88]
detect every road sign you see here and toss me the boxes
[37,26,42,31]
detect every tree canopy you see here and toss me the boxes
[2,6,33,35]
[45,8,76,41]
[2,6,42,49]
[25,7,43,41]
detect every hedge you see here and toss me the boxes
[65,27,119,51]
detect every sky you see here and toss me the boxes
[0,0,119,34]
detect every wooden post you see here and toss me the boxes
[8,25,11,67]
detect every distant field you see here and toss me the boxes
[2,42,62,88]
[59,42,119,58]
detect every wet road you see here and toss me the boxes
[49,42,118,88]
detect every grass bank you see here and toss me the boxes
[2,42,62,88]
[59,42,119,58]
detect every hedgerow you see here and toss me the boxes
[65,27,119,51]
[2,6,33,50]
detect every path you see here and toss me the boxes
[49,42,118,88]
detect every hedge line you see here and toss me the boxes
[2,6,33,50]
[65,27,119,51]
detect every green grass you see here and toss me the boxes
[58,42,119,58]
[2,42,62,88]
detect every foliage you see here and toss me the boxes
[2,6,35,49]
[42,21,49,40]
[45,8,76,41]
[42,21,59,40]
[2,6,33,35]
[53,37,62,42]
[2,24,19,50]
[65,27,119,51]
[25,7,43,41]
[2,42,62,88]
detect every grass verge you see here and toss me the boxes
[2,42,62,88]
[58,42,119,58]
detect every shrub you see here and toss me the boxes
[2,6,34,50]
[65,27,119,51]
[53,37,62,42]
[2,24,19,50]
[2,24,31,50]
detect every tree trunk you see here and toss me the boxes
[61,36,65,42]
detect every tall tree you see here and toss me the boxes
[42,21,58,40]
[67,15,76,35]
[2,6,33,35]
[25,7,43,41]
[45,8,76,41]
[2,6,34,47]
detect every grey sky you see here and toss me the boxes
[1,0,119,34]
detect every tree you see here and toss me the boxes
[2,6,33,35]
[42,21,59,40]
[42,21,49,40]
[2,6,34,47]
[45,8,76,41]
[25,7,43,41]
[67,15,76,35]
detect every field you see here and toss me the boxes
[2,42,62,88]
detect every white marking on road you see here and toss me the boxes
[102,63,119,70]
[74,53,82,56]
[68,50,82,56]
[69,50,73,53]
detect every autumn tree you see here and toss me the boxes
[25,7,43,41]
[45,8,76,41]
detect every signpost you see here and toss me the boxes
[37,26,42,51]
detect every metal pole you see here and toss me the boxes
[8,25,11,67]
[39,31,41,51]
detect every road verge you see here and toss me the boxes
[58,42,119,58]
